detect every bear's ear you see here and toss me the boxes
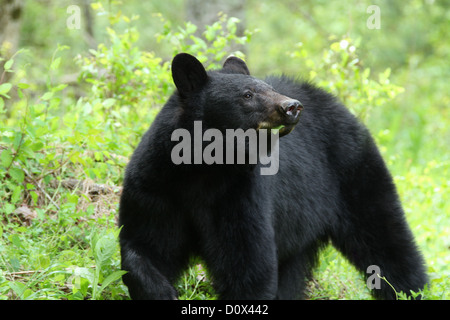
[172,53,208,97]
[222,56,250,75]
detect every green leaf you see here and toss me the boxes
[72,267,95,287]
[9,167,25,183]
[10,234,22,248]
[17,83,30,89]
[94,233,116,266]
[13,131,23,150]
[98,270,127,296]
[0,83,12,97]
[41,91,54,101]
[3,203,15,214]
[90,2,103,11]
[30,191,39,205]
[271,125,285,134]
[0,149,12,167]
[74,277,90,297]
[30,142,44,152]
[102,98,116,108]
[227,17,240,34]
[184,22,197,35]
[9,282,27,297]
[11,184,23,203]
[50,57,61,70]
[52,83,68,92]
[204,27,216,42]
[4,59,14,70]
[94,151,103,161]
[37,254,51,269]
[72,267,96,296]
[9,257,21,271]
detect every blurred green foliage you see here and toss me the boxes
[0,0,448,300]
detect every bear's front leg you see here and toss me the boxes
[201,206,278,300]
[119,191,192,300]
[120,239,179,300]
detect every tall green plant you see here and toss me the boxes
[68,228,125,300]
[157,13,255,69]
[289,37,404,120]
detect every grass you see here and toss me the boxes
[0,189,126,300]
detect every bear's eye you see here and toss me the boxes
[243,92,253,100]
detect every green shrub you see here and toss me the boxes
[289,36,404,121]
[157,12,254,68]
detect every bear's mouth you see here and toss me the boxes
[256,100,303,137]
[257,122,296,137]
[273,124,295,136]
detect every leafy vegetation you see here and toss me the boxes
[0,1,448,300]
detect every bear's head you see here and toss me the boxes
[171,53,303,137]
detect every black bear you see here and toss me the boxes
[118,53,427,300]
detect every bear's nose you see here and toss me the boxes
[280,99,303,118]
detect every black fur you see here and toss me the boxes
[118,53,427,300]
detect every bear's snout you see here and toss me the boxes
[280,99,303,120]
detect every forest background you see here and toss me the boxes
[0,0,448,300]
